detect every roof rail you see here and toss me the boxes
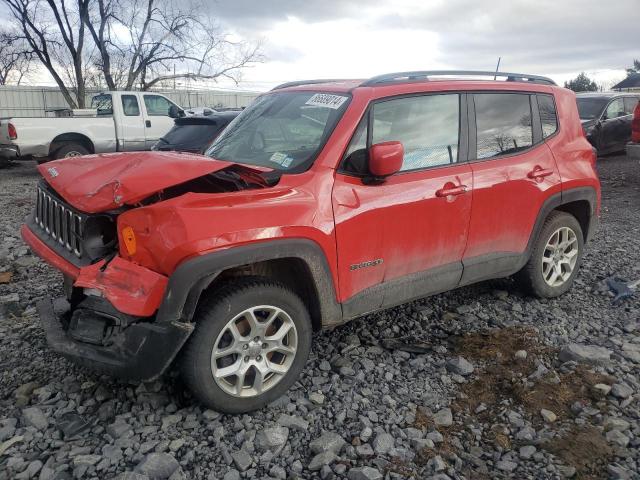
[362,70,556,86]
[271,79,351,90]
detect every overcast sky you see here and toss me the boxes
[1,0,638,91]
[210,0,639,90]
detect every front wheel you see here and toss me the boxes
[516,211,584,298]
[180,279,312,413]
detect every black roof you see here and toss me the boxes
[175,111,240,126]
[612,73,640,90]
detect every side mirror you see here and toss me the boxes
[368,141,404,180]
[168,105,185,118]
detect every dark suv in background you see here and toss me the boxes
[577,92,640,154]
[152,110,240,153]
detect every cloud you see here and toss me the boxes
[375,0,640,73]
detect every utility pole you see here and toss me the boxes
[494,57,501,80]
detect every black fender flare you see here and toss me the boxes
[155,239,343,327]
[522,186,598,265]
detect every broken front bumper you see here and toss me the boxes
[36,297,193,381]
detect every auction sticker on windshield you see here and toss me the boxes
[305,93,348,109]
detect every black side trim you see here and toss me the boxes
[342,262,462,320]
[156,239,342,327]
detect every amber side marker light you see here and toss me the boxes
[121,226,137,255]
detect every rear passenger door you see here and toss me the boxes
[461,92,562,285]
[333,93,473,315]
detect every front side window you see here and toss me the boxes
[537,94,558,138]
[206,91,350,172]
[121,95,140,116]
[624,97,639,115]
[143,95,175,116]
[475,93,533,159]
[342,94,460,174]
[91,94,113,116]
[605,98,625,119]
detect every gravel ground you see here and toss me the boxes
[1,155,639,480]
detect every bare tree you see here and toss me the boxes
[3,0,91,107]
[84,0,262,91]
[0,27,33,85]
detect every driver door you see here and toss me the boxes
[142,94,180,148]
[332,93,472,316]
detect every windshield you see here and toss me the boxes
[205,91,351,172]
[576,97,608,120]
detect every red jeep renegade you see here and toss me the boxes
[22,71,600,413]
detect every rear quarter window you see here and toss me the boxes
[537,94,558,138]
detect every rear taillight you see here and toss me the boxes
[631,102,640,143]
[7,123,17,140]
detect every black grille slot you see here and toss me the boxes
[34,185,83,257]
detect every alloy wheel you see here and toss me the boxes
[541,226,579,287]
[210,305,298,397]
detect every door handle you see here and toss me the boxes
[527,167,554,179]
[436,185,468,197]
[145,120,151,128]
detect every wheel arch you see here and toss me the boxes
[525,186,598,260]
[155,239,342,330]
[49,133,95,156]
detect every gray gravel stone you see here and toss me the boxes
[231,450,252,472]
[308,451,337,471]
[372,432,394,455]
[347,466,383,480]
[446,356,474,375]
[310,432,346,455]
[255,426,288,453]
[611,383,633,399]
[276,413,309,431]
[22,407,48,430]
[433,408,453,427]
[134,453,180,479]
[558,344,612,365]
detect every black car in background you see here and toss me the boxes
[577,92,640,154]
[152,110,241,153]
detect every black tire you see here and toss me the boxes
[53,143,89,160]
[516,211,584,298]
[180,278,312,413]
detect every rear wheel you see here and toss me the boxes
[516,211,584,298]
[180,279,312,413]
[53,142,89,160]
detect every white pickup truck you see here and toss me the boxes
[0,91,183,163]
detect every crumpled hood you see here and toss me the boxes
[38,151,235,213]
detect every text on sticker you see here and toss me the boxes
[305,93,348,109]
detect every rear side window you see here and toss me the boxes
[121,95,140,116]
[624,97,639,115]
[537,94,558,138]
[474,93,532,159]
[91,94,113,116]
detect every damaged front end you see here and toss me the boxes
[23,151,278,381]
